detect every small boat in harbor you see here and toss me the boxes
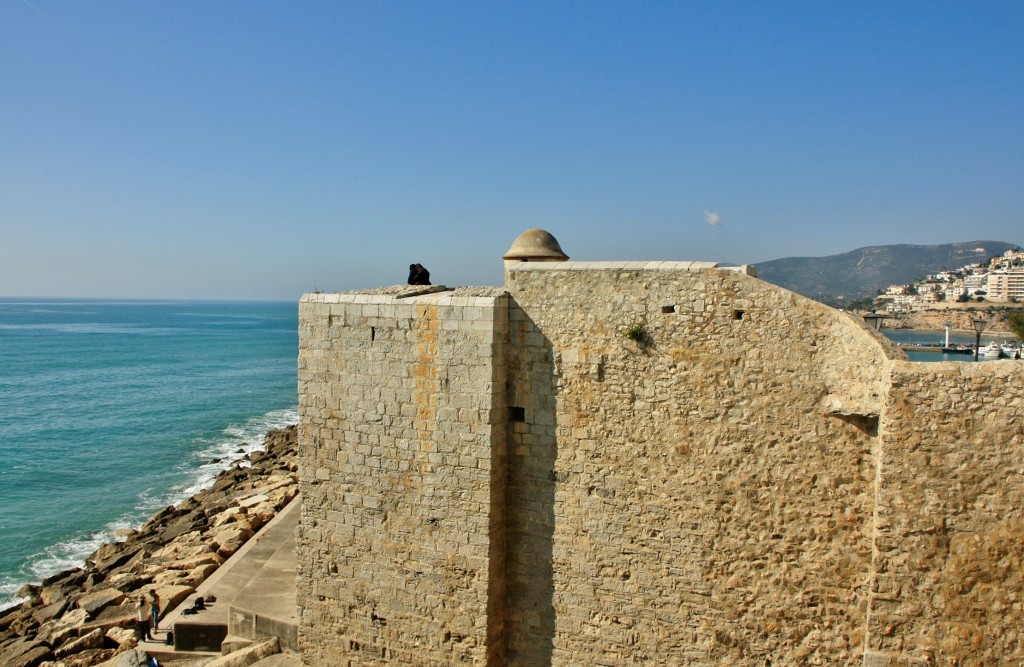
[1001,341,1021,358]
[979,342,1003,359]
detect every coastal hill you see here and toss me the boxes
[755,240,1020,305]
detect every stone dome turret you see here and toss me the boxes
[502,229,569,262]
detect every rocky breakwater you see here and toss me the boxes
[0,426,298,667]
[881,304,1020,334]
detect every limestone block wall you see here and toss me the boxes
[296,260,1024,666]
[869,361,1024,665]
[296,288,509,666]
[504,263,900,665]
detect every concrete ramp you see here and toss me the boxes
[227,522,298,651]
[141,496,299,659]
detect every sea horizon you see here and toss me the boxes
[0,295,301,304]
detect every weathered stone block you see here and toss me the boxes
[76,589,125,617]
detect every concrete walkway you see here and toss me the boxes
[140,496,300,661]
[248,654,302,667]
[227,518,298,651]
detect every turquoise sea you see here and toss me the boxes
[0,299,298,611]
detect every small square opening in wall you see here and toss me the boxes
[661,305,676,314]
[732,309,746,321]
[509,406,526,423]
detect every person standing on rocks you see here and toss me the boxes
[148,589,160,634]
[136,595,152,640]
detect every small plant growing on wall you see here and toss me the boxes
[623,321,653,349]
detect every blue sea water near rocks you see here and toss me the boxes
[0,299,298,611]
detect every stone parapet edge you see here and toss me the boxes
[508,260,720,271]
[506,260,758,276]
[301,293,508,307]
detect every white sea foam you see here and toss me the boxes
[0,407,298,613]
[0,523,125,612]
[174,407,298,500]
[0,586,28,613]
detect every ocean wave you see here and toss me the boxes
[0,585,28,613]
[0,521,125,612]
[0,406,298,613]
[168,407,298,502]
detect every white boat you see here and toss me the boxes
[1002,341,1021,359]
[979,342,1002,359]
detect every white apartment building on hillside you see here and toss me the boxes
[964,274,988,296]
[986,270,1024,302]
[944,280,966,301]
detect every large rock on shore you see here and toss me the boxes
[76,590,124,618]
[0,637,51,667]
[0,425,297,667]
[203,637,280,667]
[52,628,104,660]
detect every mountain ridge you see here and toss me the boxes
[754,240,1021,305]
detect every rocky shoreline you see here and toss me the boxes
[0,426,298,667]
[869,304,1022,334]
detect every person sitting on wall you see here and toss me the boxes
[407,263,431,285]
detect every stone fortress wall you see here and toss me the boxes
[296,286,511,665]
[296,232,1024,666]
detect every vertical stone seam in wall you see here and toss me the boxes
[862,359,895,665]
[414,303,440,461]
[487,294,509,666]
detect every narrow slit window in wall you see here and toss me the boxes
[371,326,376,341]
[661,305,676,313]
[830,412,880,436]
[509,406,526,423]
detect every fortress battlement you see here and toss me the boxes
[297,230,1024,665]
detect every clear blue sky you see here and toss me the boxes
[2,1,1022,300]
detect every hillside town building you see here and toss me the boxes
[878,247,1023,313]
[986,270,1024,302]
[989,248,1024,271]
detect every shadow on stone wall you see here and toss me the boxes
[504,304,557,666]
